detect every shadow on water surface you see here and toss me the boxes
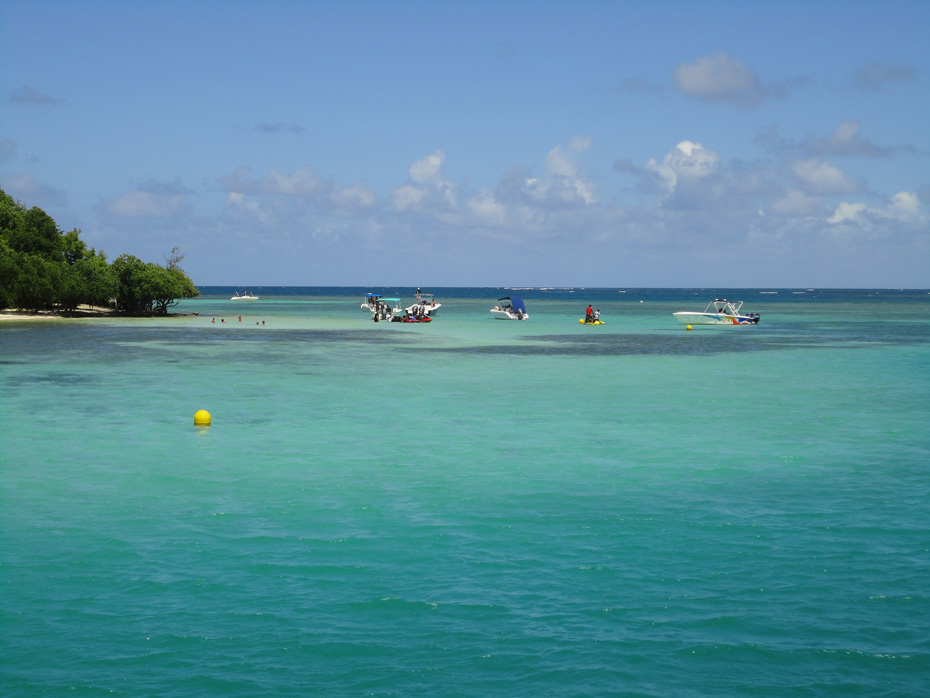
[430,322,930,357]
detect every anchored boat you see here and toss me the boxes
[673,299,760,325]
[405,289,441,316]
[490,296,529,320]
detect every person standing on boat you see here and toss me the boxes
[585,304,593,321]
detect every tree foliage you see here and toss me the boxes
[0,187,199,313]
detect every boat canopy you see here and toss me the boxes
[499,296,527,313]
[707,299,744,314]
[365,293,382,298]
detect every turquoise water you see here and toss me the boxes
[2,288,928,696]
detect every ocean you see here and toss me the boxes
[2,287,928,697]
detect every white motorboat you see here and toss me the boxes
[673,299,760,325]
[362,293,383,311]
[490,296,529,320]
[405,289,441,316]
[363,294,403,314]
[231,291,259,301]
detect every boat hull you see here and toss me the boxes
[405,303,440,316]
[673,312,758,325]
[491,310,528,320]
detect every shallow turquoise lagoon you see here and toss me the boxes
[2,288,928,696]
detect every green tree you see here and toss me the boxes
[111,252,197,314]
[13,253,62,311]
[0,189,25,239]
[9,206,65,261]
[0,237,18,309]
[155,266,199,314]
[62,228,91,265]
[111,254,148,313]
[0,187,198,315]
[74,252,116,308]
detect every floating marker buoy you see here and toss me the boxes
[194,409,211,426]
[686,325,692,331]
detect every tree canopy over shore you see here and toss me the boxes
[0,188,198,314]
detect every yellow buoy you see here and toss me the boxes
[686,325,692,331]
[579,318,584,324]
[194,409,211,426]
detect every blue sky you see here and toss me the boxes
[1,0,928,287]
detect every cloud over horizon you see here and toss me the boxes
[4,116,925,286]
[672,53,775,107]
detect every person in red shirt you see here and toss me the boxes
[585,304,593,320]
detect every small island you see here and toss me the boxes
[0,187,198,317]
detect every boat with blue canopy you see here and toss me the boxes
[490,296,529,320]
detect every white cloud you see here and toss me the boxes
[391,184,430,212]
[793,159,862,195]
[462,140,598,222]
[673,53,768,106]
[100,179,194,219]
[261,167,327,196]
[828,191,924,226]
[646,141,720,192]
[772,189,824,216]
[68,137,927,287]
[409,150,446,185]
[0,172,67,206]
[830,120,862,148]
[809,120,893,158]
[757,121,899,159]
[468,190,507,226]
[542,143,597,205]
[104,189,188,218]
[219,166,379,219]
[545,146,578,179]
[226,192,273,225]
[568,136,591,153]
[332,183,378,211]
[827,202,868,224]
[887,191,920,220]
[390,149,456,211]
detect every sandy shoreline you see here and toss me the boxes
[0,306,115,321]
[0,306,201,321]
